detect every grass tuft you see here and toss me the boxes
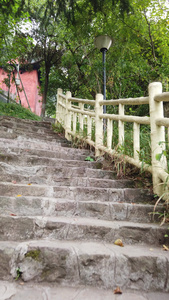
[0,102,41,121]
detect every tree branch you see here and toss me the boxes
[143,9,157,62]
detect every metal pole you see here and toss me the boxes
[7,73,11,103]
[101,48,107,131]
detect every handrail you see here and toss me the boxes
[99,96,149,106]
[56,82,169,199]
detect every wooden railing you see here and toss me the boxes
[56,82,169,198]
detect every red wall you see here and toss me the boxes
[0,68,42,116]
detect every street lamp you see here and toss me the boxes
[94,35,112,117]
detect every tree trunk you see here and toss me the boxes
[41,67,50,117]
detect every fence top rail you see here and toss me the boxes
[68,97,95,105]
[58,92,66,99]
[99,96,149,106]
[99,113,150,124]
[156,117,169,127]
[154,92,169,103]
[69,107,95,117]
[71,104,94,112]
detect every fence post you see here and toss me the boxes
[56,88,62,124]
[149,82,167,196]
[118,103,124,145]
[65,91,72,141]
[95,93,103,157]
[79,103,84,133]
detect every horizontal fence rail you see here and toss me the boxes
[56,83,169,199]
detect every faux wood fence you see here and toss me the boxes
[56,82,169,198]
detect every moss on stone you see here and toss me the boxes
[25,249,41,261]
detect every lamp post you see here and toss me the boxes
[94,35,112,129]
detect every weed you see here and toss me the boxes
[15,267,22,280]
[52,122,65,134]
[85,156,94,162]
[71,129,89,149]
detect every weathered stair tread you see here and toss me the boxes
[0,196,157,223]
[0,128,65,142]
[0,163,117,179]
[0,145,90,161]
[0,240,169,292]
[0,182,152,203]
[0,138,72,151]
[0,174,134,188]
[1,281,169,300]
[0,215,168,245]
[0,153,97,168]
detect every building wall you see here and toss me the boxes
[0,68,42,116]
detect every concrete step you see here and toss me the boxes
[0,172,134,188]
[0,153,98,168]
[0,146,92,161]
[0,122,56,135]
[0,149,90,163]
[0,240,169,292]
[0,129,71,145]
[0,215,167,245]
[0,116,52,130]
[0,182,153,203]
[0,137,72,152]
[0,127,70,144]
[1,281,169,300]
[0,162,117,180]
[0,196,158,223]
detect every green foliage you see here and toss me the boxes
[52,122,65,134]
[85,156,94,161]
[1,0,169,118]
[15,267,22,280]
[25,250,41,261]
[156,141,169,171]
[0,102,41,120]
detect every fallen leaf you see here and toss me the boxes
[114,287,122,294]
[10,213,17,216]
[163,245,169,251]
[27,183,32,186]
[114,239,124,247]
[12,180,17,184]
[16,195,22,197]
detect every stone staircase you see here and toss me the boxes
[0,115,169,299]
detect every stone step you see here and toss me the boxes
[0,146,94,161]
[0,138,72,152]
[0,145,92,161]
[1,281,169,300]
[0,173,134,189]
[0,154,97,168]
[0,129,71,146]
[0,182,152,203]
[0,127,71,144]
[0,196,158,223]
[0,116,52,130]
[0,163,116,180]
[0,122,56,135]
[0,240,169,292]
[0,215,167,245]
